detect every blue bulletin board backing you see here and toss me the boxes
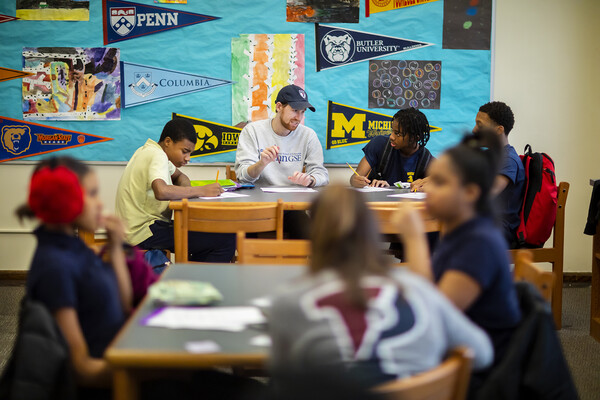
[0,1,491,164]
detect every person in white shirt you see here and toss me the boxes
[235,84,329,188]
[235,85,329,238]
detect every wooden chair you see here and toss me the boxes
[369,202,441,234]
[236,231,310,265]
[225,165,237,181]
[508,181,569,328]
[173,198,284,262]
[591,215,600,343]
[372,347,474,400]
[513,250,555,303]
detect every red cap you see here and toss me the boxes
[28,166,84,224]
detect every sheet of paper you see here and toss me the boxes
[185,341,221,353]
[355,186,394,192]
[198,192,250,200]
[261,187,317,193]
[142,306,266,331]
[387,192,427,199]
[249,335,271,347]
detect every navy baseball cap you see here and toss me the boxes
[275,84,315,112]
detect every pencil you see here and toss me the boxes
[216,170,219,183]
[346,162,360,176]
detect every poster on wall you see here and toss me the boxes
[16,0,90,21]
[0,116,112,163]
[368,60,441,110]
[286,0,359,23]
[173,113,242,158]
[443,0,492,50]
[231,34,305,125]
[122,62,234,108]
[365,0,439,17]
[0,67,33,83]
[22,47,121,121]
[103,0,219,45]
[326,101,441,150]
[316,24,432,71]
[0,14,19,23]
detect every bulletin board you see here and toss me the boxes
[0,1,493,164]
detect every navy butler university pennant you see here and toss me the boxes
[316,24,432,72]
[103,0,219,45]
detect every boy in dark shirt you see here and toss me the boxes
[349,107,433,189]
[473,101,525,246]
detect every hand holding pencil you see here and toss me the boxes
[347,163,371,188]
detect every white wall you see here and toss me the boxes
[1,0,599,271]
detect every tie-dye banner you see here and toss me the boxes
[22,47,121,121]
[121,62,233,108]
[316,24,432,71]
[103,0,218,45]
[16,0,90,21]
[231,34,305,126]
[366,0,439,17]
[0,14,19,24]
[0,67,33,83]
[0,116,112,163]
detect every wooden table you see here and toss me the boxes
[170,185,414,211]
[105,263,304,400]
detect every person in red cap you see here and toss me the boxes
[16,156,132,393]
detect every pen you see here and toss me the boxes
[275,145,280,164]
[346,162,359,176]
[216,170,219,183]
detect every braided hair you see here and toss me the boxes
[393,107,431,149]
[479,101,515,135]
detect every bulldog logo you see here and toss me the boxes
[320,30,354,64]
[1,125,32,156]
[110,7,136,37]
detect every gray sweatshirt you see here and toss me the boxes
[268,269,493,385]
[234,119,329,186]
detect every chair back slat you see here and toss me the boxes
[513,250,555,303]
[373,347,473,400]
[237,231,310,265]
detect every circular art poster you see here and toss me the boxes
[368,60,441,110]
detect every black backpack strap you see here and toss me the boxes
[367,137,393,181]
[414,147,433,180]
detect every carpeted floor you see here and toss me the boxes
[0,282,599,399]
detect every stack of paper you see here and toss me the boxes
[388,192,427,199]
[198,192,250,200]
[355,186,394,192]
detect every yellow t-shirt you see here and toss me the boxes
[115,139,176,245]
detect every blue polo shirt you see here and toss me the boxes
[362,135,423,184]
[432,216,521,359]
[26,227,126,358]
[497,144,525,243]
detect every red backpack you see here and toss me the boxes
[516,144,558,247]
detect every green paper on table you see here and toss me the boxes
[191,179,237,188]
[148,280,223,306]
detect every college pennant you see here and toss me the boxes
[316,24,432,72]
[0,67,33,83]
[365,0,439,17]
[0,14,19,24]
[0,117,113,163]
[122,62,233,108]
[326,101,441,150]
[102,0,219,45]
[172,113,241,158]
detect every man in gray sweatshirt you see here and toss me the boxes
[234,84,329,188]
